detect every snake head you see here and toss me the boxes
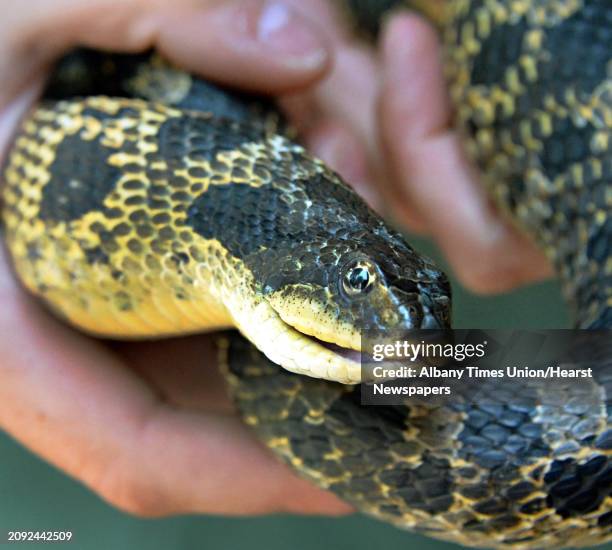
[243,163,452,384]
[197,142,452,384]
[262,223,452,356]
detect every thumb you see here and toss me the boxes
[1,0,331,106]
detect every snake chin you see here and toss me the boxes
[286,328,362,384]
[230,296,362,383]
[274,314,363,383]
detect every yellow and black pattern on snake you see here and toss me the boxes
[2,52,451,383]
[225,335,612,548]
[228,1,612,546]
[0,0,610,548]
[443,0,611,330]
[341,0,611,329]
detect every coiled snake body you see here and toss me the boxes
[1,1,611,548]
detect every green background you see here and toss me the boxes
[0,237,606,550]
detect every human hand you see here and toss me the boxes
[286,6,553,294]
[377,13,553,292]
[0,0,351,518]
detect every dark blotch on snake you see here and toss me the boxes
[39,133,121,222]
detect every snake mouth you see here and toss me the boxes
[229,295,362,384]
[252,292,363,383]
[266,310,362,384]
[274,317,363,384]
[300,334,363,364]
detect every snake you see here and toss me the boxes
[1,0,610,548]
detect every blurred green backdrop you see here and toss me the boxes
[1,237,608,550]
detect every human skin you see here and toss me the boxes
[0,0,351,518]
[284,6,552,293]
[0,0,550,518]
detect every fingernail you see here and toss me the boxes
[255,1,327,67]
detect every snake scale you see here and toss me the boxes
[1,0,611,548]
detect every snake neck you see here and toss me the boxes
[541,210,610,329]
[529,179,610,329]
[438,0,611,331]
[563,263,611,330]
[515,200,610,330]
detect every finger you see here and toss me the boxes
[111,336,235,414]
[155,0,330,93]
[1,0,331,108]
[278,0,375,154]
[312,45,378,163]
[379,15,552,292]
[282,0,350,43]
[0,249,351,517]
[281,43,389,213]
[99,411,352,517]
[377,14,449,231]
[304,119,380,209]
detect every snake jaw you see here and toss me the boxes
[227,291,362,384]
[268,327,362,384]
[265,287,362,351]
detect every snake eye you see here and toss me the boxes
[342,260,376,296]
